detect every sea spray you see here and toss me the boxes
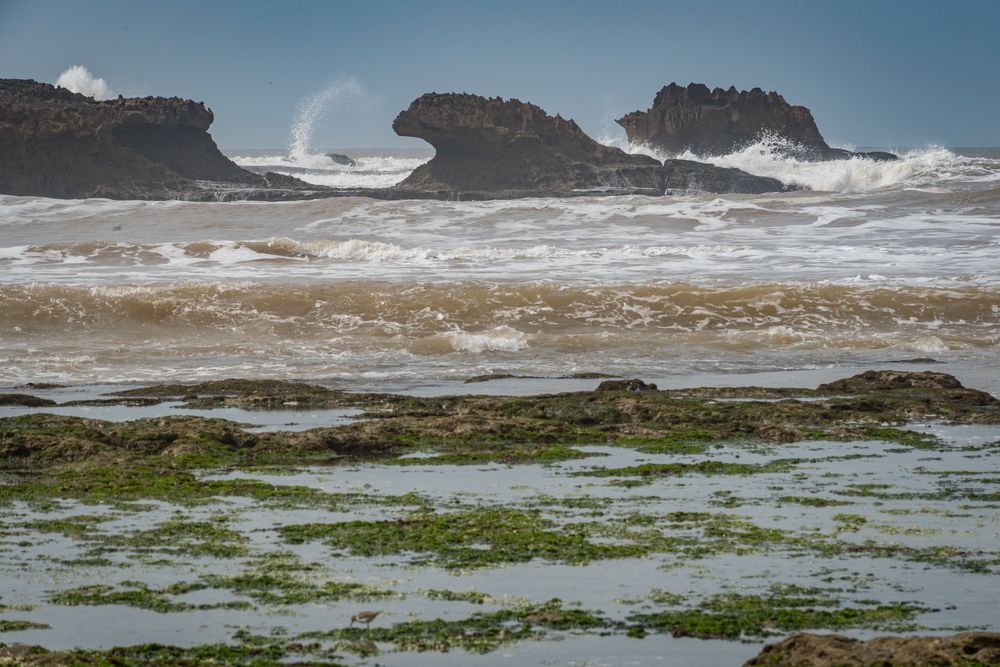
[600,132,963,193]
[676,138,959,193]
[54,65,114,100]
[288,77,364,167]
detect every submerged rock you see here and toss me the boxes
[0,79,324,200]
[744,631,1000,666]
[617,82,897,161]
[392,92,788,196]
[326,152,357,166]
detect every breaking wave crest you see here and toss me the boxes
[2,281,996,345]
[230,154,429,189]
[614,135,971,193]
[0,237,765,266]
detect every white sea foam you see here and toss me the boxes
[607,133,967,193]
[263,170,411,189]
[673,140,958,193]
[230,153,429,188]
[55,65,114,100]
[444,326,531,353]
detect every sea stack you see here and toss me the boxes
[617,82,897,161]
[392,92,788,196]
[0,79,317,200]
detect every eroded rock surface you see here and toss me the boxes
[617,82,897,161]
[393,92,788,196]
[0,79,322,200]
[744,631,1000,666]
[818,369,965,392]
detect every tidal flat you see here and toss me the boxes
[0,370,998,665]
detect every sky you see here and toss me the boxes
[1,0,998,150]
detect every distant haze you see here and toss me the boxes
[1,0,998,149]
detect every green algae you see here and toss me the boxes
[0,619,49,632]
[777,495,852,507]
[0,640,333,666]
[627,589,931,639]
[22,514,110,540]
[50,582,252,613]
[390,442,593,465]
[114,516,249,559]
[201,561,396,606]
[422,588,491,604]
[575,459,800,483]
[280,506,648,569]
[297,599,610,654]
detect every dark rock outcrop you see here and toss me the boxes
[744,631,1000,666]
[326,152,357,166]
[0,79,323,200]
[0,393,57,407]
[595,378,658,392]
[393,93,788,196]
[818,369,965,392]
[617,82,897,161]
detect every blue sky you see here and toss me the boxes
[2,0,997,149]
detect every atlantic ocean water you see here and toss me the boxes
[1,143,998,392]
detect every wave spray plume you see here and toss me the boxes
[289,77,363,168]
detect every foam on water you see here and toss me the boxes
[620,135,966,193]
[440,325,532,354]
[230,153,429,189]
[3,141,999,385]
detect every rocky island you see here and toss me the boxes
[0,79,787,200]
[391,92,786,197]
[617,82,898,161]
[0,79,324,201]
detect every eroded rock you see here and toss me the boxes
[818,370,965,392]
[393,92,788,196]
[617,82,898,161]
[594,379,658,392]
[0,393,57,407]
[0,79,321,200]
[744,631,1000,666]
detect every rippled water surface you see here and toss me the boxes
[0,146,997,385]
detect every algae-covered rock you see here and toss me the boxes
[594,379,658,392]
[0,393,57,407]
[818,369,964,391]
[744,631,1000,666]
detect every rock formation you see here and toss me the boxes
[0,79,320,200]
[392,92,788,196]
[617,82,897,161]
[744,631,1000,666]
[326,152,357,166]
[1,80,789,201]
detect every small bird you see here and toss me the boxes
[350,610,380,629]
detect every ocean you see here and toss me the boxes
[1,142,997,391]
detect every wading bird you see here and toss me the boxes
[350,610,381,629]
